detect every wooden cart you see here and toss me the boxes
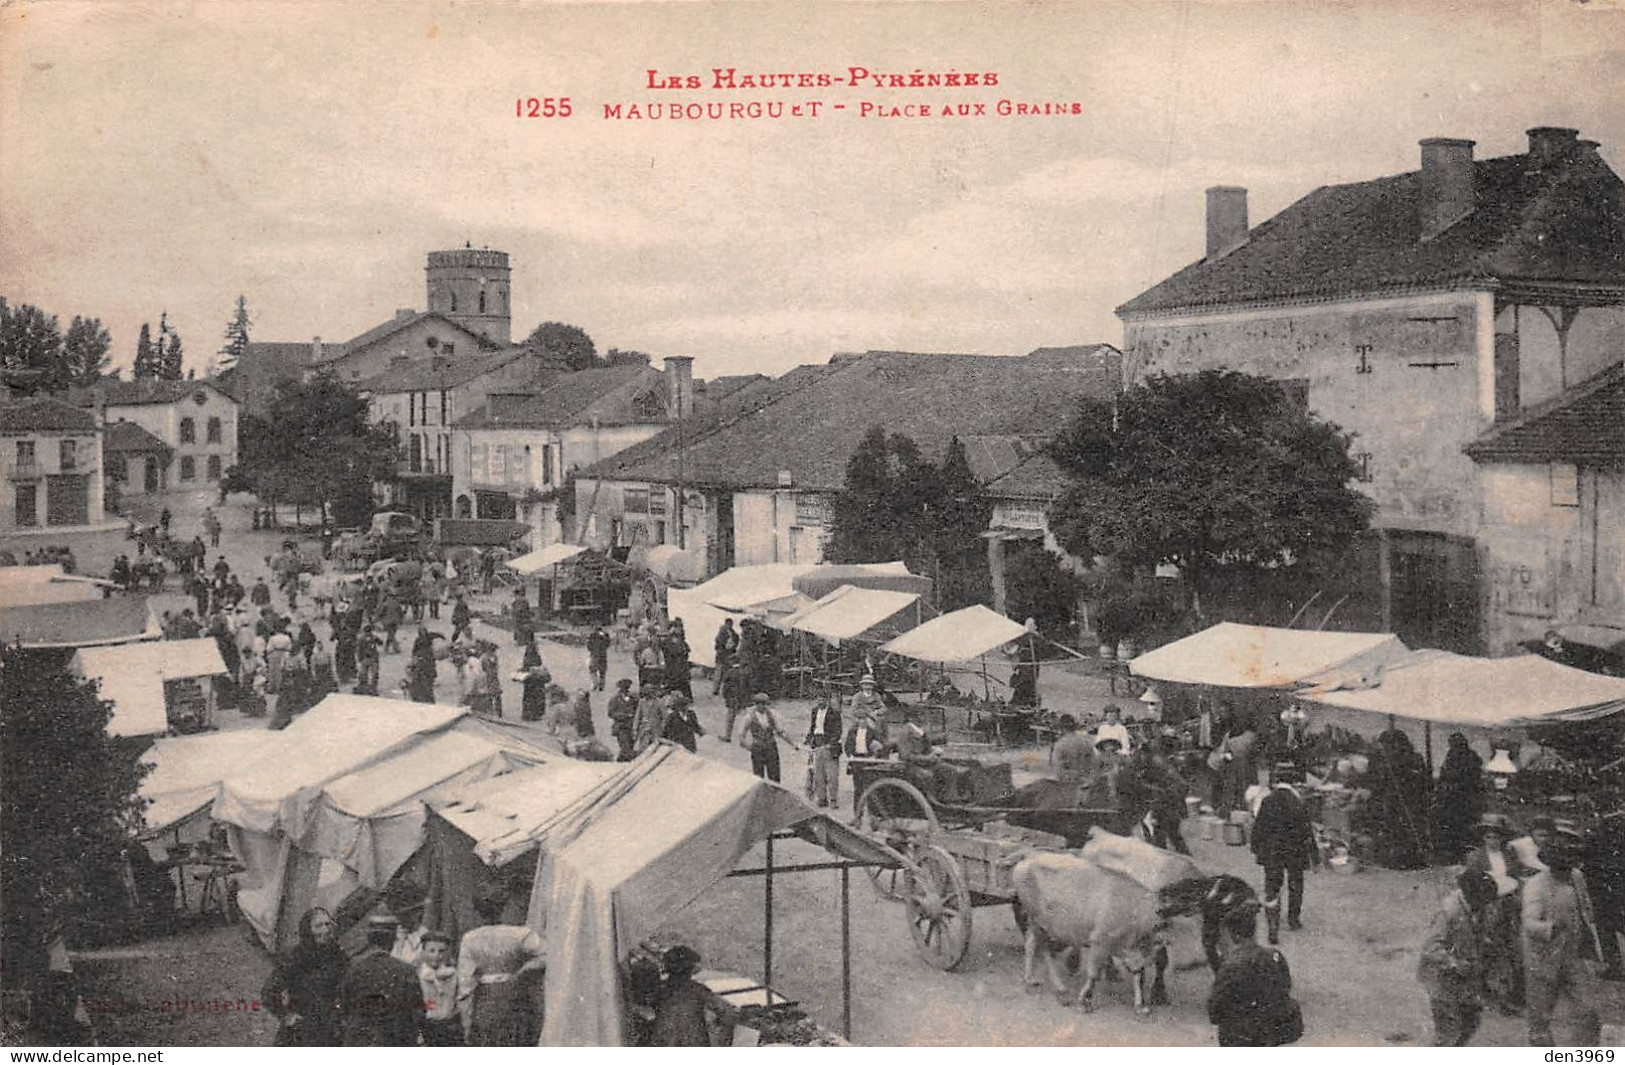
[848,756,1127,971]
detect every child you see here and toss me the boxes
[417,931,464,1046]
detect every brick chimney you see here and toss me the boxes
[664,356,694,421]
[1419,137,1476,241]
[1205,186,1248,259]
[1528,127,1580,167]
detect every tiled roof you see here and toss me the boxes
[1466,361,1625,463]
[584,350,1122,492]
[982,451,1072,500]
[0,397,100,433]
[77,379,235,408]
[454,364,662,429]
[311,312,492,365]
[355,347,562,394]
[1119,147,1625,317]
[104,420,171,454]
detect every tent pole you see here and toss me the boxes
[841,864,852,1040]
[1424,721,1434,773]
[764,835,774,992]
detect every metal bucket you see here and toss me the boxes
[1223,822,1246,846]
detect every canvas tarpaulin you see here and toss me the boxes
[668,562,910,666]
[790,567,934,602]
[525,744,898,1046]
[508,543,586,575]
[72,638,228,737]
[212,696,553,949]
[786,585,921,643]
[137,729,280,843]
[880,603,1027,663]
[1128,622,1410,690]
[1302,649,1625,757]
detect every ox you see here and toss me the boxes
[1012,833,1220,1014]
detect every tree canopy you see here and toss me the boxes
[0,298,111,394]
[1046,369,1374,611]
[1,648,149,980]
[216,294,252,376]
[239,373,399,525]
[524,321,599,371]
[827,428,991,610]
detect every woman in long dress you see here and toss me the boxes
[262,908,347,1047]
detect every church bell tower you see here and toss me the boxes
[425,246,512,345]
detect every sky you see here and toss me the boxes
[2,0,1624,382]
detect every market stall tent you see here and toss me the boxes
[70,637,228,737]
[668,561,911,667]
[784,585,922,643]
[507,542,586,576]
[212,695,555,950]
[1128,622,1410,689]
[1302,649,1625,757]
[137,729,281,846]
[524,744,897,1046]
[790,567,934,603]
[880,604,1027,663]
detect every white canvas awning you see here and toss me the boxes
[71,637,228,737]
[1128,622,1409,690]
[880,604,1027,663]
[1304,650,1625,731]
[507,543,586,575]
[788,585,921,643]
[139,730,281,839]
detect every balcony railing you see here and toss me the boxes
[8,462,40,480]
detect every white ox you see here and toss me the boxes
[1012,830,1211,1014]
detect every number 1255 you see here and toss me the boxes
[517,97,572,118]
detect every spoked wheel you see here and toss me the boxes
[904,842,973,971]
[853,777,939,902]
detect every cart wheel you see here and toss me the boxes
[904,843,973,971]
[853,778,939,902]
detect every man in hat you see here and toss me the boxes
[1523,822,1604,1046]
[342,915,426,1046]
[608,678,638,760]
[1466,812,1526,1010]
[1251,763,1319,944]
[804,695,843,809]
[586,623,611,692]
[712,618,739,695]
[385,882,431,966]
[850,674,885,726]
[1419,868,1498,1045]
[653,945,730,1047]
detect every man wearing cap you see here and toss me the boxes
[1418,868,1498,1045]
[1466,812,1526,1011]
[1523,823,1605,1046]
[712,618,739,696]
[850,675,885,726]
[608,678,638,760]
[804,696,843,809]
[341,915,426,1046]
[1251,763,1319,944]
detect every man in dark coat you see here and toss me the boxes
[450,593,473,645]
[804,698,843,808]
[586,624,611,691]
[662,624,693,701]
[342,916,425,1046]
[1251,762,1319,944]
[712,619,739,695]
[608,678,637,760]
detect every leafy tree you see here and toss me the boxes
[160,321,184,380]
[62,315,112,387]
[242,373,399,525]
[1047,369,1374,617]
[827,428,991,610]
[524,321,599,371]
[216,294,252,376]
[132,322,159,379]
[0,648,149,991]
[0,299,66,395]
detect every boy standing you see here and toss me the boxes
[416,931,464,1047]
